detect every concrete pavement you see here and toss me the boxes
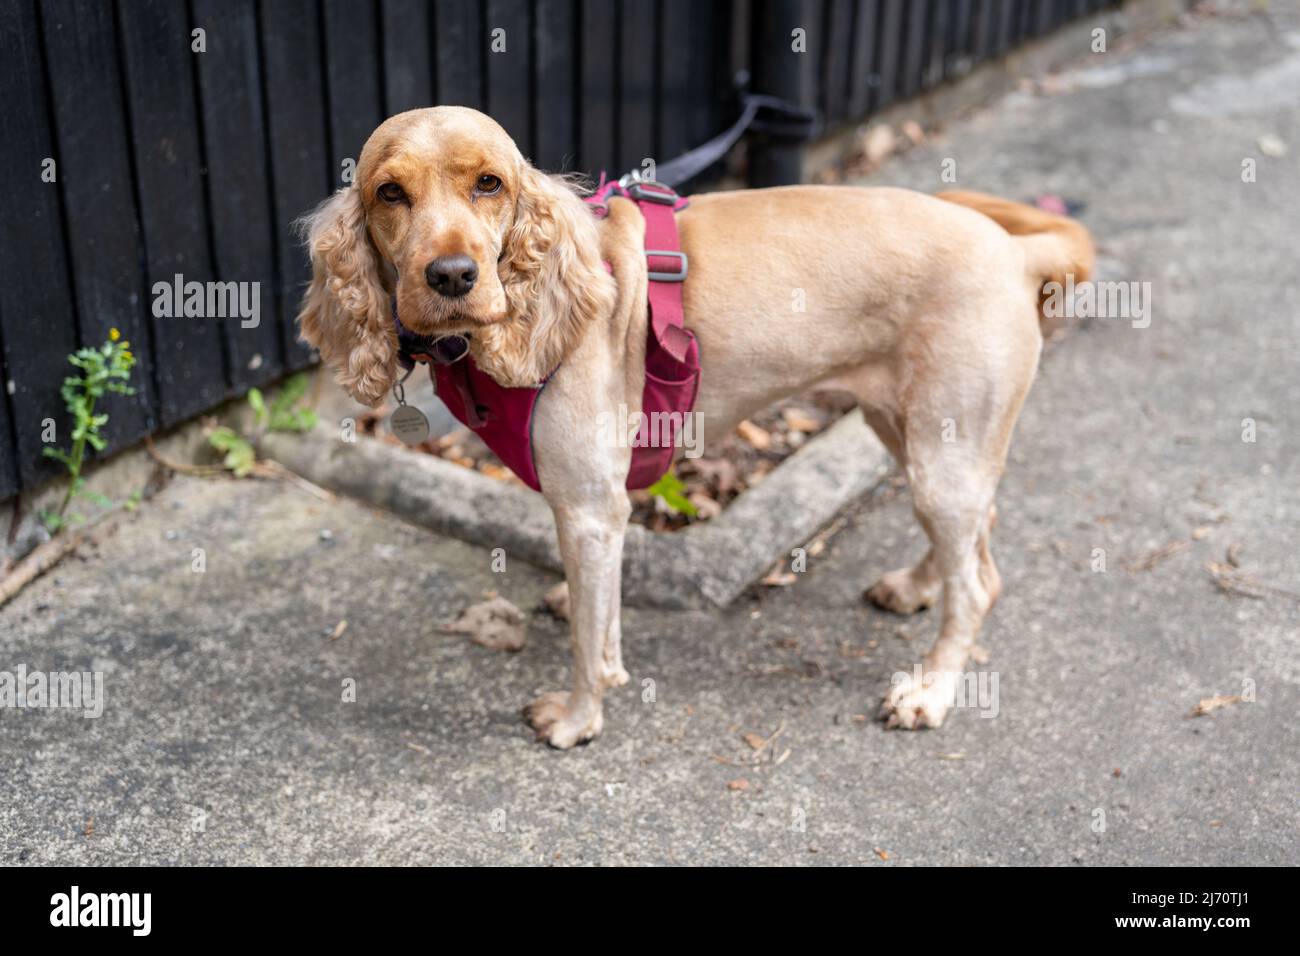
[1,4,1297,865]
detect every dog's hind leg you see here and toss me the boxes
[877,328,1037,729]
[856,407,944,615]
[879,439,1001,729]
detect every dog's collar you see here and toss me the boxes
[392,299,470,370]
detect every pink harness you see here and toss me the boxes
[395,176,700,492]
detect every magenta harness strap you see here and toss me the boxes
[394,176,701,493]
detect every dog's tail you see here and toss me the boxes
[936,190,1095,306]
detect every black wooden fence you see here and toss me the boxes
[0,0,1117,502]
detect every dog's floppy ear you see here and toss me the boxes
[486,166,614,385]
[296,187,398,407]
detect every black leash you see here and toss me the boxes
[652,94,820,188]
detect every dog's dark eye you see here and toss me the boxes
[377,182,405,203]
[476,174,502,195]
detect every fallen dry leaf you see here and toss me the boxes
[761,565,797,587]
[781,408,821,433]
[735,419,772,450]
[727,778,750,792]
[328,619,348,641]
[1188,694,1243,718]
[442,596,527,652]
[861,124,897,166]
[435,428,470,450]
[742,732,766,751]
[1123,539,1192,572]
[873,847,890,861]
[1258,133,1287,157]
[689,457,739,495]
[1206,562,1300,602]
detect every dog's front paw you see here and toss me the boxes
[523,691,603,749]
[879,670,958,730]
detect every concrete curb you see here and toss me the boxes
[260,409,890,609]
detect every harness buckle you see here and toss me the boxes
[618,169,679,206]
[626,181,679,205]
[646,250,688,283]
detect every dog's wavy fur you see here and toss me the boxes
[298,106,1096,747]
[475,167,614,387]
[297,188,397,406]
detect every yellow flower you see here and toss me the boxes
[109,328,120,341]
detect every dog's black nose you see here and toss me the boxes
[425,255,478,298]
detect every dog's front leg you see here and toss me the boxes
[525,490,631,748]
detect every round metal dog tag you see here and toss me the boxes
[389,403,431,445]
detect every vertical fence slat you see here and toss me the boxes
[797,0,822,117]
[872,0,904,110]
[579,0,617,175]
[42,0,156,446]
[486,0,533,156]
[749,0,806,187]
[617,0,655,172]
[971,0,995,63]
[847,0,879,118]
[435,0,485,109]
[692,0,730,150]
[947,0,973,77]
[659,0,694,164]
[260,0,330,369]
[822,0,853,125]
[1014,0,1033,42]
[1034,0,1050,35]
[0,0,81,490]
[192,0,283,392]
[994,0,1014,54]
[118,0,229,425]
[1041,0,1056,29]
[381,0,434,115]
[324,0,384,179]
[0,331,17,498]
[658,0,728,185]
[924,0,947,87]
[534,0,576,171]
[898,0,928,98]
